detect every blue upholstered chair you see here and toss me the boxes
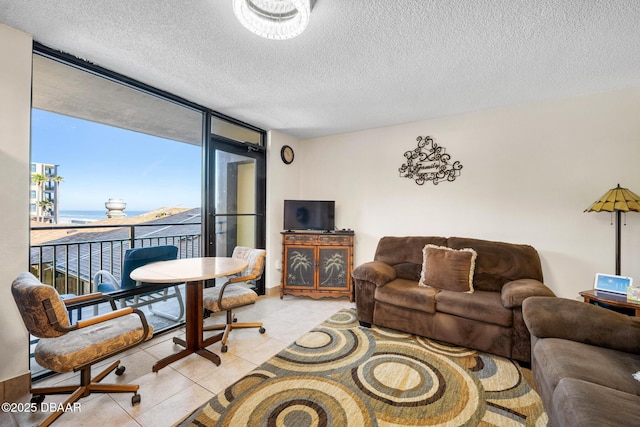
[93,245,185,321]
[11,272,152,426]
[202,246,266,353]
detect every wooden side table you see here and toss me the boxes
[579,289,640,317]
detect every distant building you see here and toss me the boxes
[30,162,61,223]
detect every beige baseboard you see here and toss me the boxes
[1,372,30,402]
[265,286,280,297]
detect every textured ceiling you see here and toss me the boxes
[1,0,640,139]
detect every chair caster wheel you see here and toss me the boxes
[259,327,266,334]
[221,345,228,353]
[132,394,141,406]
[116,366,126,375]
[30,394,45,405]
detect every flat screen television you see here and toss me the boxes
[284,200,335,231]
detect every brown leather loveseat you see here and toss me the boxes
[352,236,555,363]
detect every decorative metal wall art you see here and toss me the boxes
[399,136,463,185]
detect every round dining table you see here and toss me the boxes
[131,257,248,372]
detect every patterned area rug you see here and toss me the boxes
[179,309,547,426]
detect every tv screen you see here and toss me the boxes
[284,200,335,231]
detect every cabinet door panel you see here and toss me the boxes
[285,247,315,287]
[318,247,349,289]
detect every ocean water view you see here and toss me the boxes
[58,210,147,223]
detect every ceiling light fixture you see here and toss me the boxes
[232,0,312,40]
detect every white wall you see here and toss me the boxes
[268,89,640,300]
[266,131,302,290]
[0,24,32,383]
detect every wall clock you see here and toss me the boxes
[281,145,295,164]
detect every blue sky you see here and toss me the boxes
[31,109,201,211]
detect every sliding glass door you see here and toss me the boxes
[204,118,266,294]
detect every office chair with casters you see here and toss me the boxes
[11,272,152,427]
[202,247,266,353]
[93,245,185,321]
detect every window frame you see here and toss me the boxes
[32,42,267,262]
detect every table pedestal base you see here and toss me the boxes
[152,280,224,372]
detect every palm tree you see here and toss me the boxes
[31,173,47,222]
[51,175,64,223]
[321,253,345,286]
[289,251,312,285]
[37,200,53,222]
[32,173,47,187]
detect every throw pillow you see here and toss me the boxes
[419,244,477,292]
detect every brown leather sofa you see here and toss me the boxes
[523,296,640,426]
[352,236,555,363]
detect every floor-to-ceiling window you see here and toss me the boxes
[30,48,204,295]
[28,44,266,378]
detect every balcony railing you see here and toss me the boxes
[29,220,202,378]
[30,221,202,296]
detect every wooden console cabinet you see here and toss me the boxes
[280,231,354,301]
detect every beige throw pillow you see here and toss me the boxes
[419,244,477,293]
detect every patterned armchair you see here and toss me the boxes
[202,246,266,353]
[11,272,152,427]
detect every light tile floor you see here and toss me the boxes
[8,293,354,427]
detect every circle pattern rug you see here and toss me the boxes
[179,309,547,426]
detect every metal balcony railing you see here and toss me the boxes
[30,221,202,296]
[28,220,202,379]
